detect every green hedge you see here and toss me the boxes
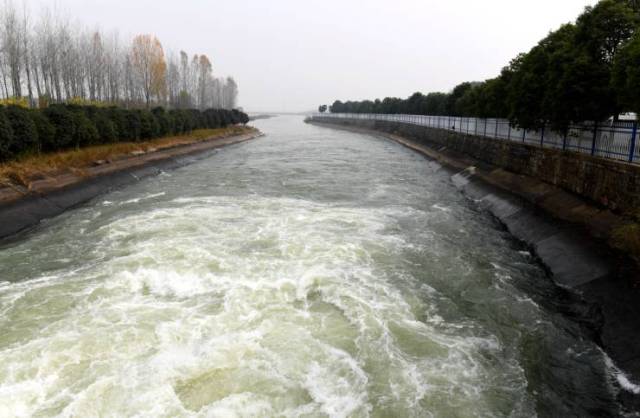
[0,105,249,162]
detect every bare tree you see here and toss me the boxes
[0,1,240,109]
[166,52,180,107]
[223,76,238,109]
[1,1,23,97]
[21,3,34,105]
[197,55,212,109]
[130,34,166,107]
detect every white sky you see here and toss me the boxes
[31,0,598,112]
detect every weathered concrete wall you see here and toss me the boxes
[318,117,640,215]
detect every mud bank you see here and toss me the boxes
[309,117,640,410]
[0,130,263,241]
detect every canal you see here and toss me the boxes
[0,116,626,416]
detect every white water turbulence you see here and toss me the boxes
[0,116,626,417]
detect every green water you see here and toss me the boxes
[0,116,626,417]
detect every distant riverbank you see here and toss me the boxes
[249,114,277,121]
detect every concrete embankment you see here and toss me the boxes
[0,130,263,241]
[309,116,640,406]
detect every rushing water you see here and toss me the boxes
[0,116,631,417]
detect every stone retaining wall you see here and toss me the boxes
[317,117,640,215]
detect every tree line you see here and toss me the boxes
[0,1,239,110]
[325,0,640,131]
[0,104,249,161]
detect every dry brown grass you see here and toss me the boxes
[0,126,256,188]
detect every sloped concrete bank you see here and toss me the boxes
[0,130,263,242]
[308,117,640,408]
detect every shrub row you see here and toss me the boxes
[0,105,249,162]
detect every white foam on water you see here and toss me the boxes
[121,192,167,205]
[431,203,451,212]
[605,354,640,395]
[0,195,533,417]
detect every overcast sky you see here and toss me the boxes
[31,0,598,112]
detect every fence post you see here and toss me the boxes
[591,122,598,156]
[630,122,638,163]
[494,119,499,139]
[522,128,526,143]
[483,119,487,137]
[507,123,511,141]
[563,129,568,151]
[540,125,545,148]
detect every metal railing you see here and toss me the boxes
[312,113,640,164]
